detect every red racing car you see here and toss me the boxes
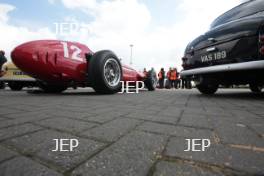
[11,40,157,94]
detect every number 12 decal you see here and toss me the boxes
[61,42,83,61]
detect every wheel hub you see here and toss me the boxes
[103,58,121,87]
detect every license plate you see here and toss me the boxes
[201,51,227,63]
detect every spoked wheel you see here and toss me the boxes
[88,50,122,94]
[104,58,121,88]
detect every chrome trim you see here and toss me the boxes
[208,38,216,42]
[206,47,217,52]
[180,60,264,77]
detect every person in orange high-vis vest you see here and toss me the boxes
[170,68,177,89]
[166,68,172,89]
[166,70,171,79]
[158,68,165,89]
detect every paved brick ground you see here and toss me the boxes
[0,88,263,176]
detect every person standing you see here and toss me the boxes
[0,51,7,70]
[186,77,192,89]
[181,76,186,89]
[170,68,177,89]
[175,68,180,89]
[143,68,148,78]
[158,68,165,89]
[166,68,172,89]
[0,50,7,77]
[0,50,7,89]
[150,67,157,81]
[181,75,192,89]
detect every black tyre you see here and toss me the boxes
[8,82,23,91]
[196,83,218,95]
[38,82,67,93]
[0,82,5,89]
[144,70,157,91]
[88,50,122,94]
[249,84,263,93]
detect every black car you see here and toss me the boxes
[181,0,264,94]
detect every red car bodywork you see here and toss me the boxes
[11,40,145,87]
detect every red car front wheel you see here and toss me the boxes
[88,50,122,94]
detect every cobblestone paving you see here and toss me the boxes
[0,88,263,176]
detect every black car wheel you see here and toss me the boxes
[249,84,263,93]
[38,82,67,93]
[88,50,122,94]
[144,70,157,91]
[8,82,24,91]
[196,83,218,95]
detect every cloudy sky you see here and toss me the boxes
[0,0,245,71]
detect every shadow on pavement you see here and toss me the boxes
[26,89,104,96]
[197,90,264,100]
[26,88,149,96]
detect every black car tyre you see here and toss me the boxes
[196,83,218,95]
[0,82,5,89]
[249,84,263,93]
[88,50,122,94]
[144,70,157,91]
[8,82,23,91]
[38,82,67,93]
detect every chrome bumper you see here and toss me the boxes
[180,60,264,77]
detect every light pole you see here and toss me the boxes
[129,44,133,65]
